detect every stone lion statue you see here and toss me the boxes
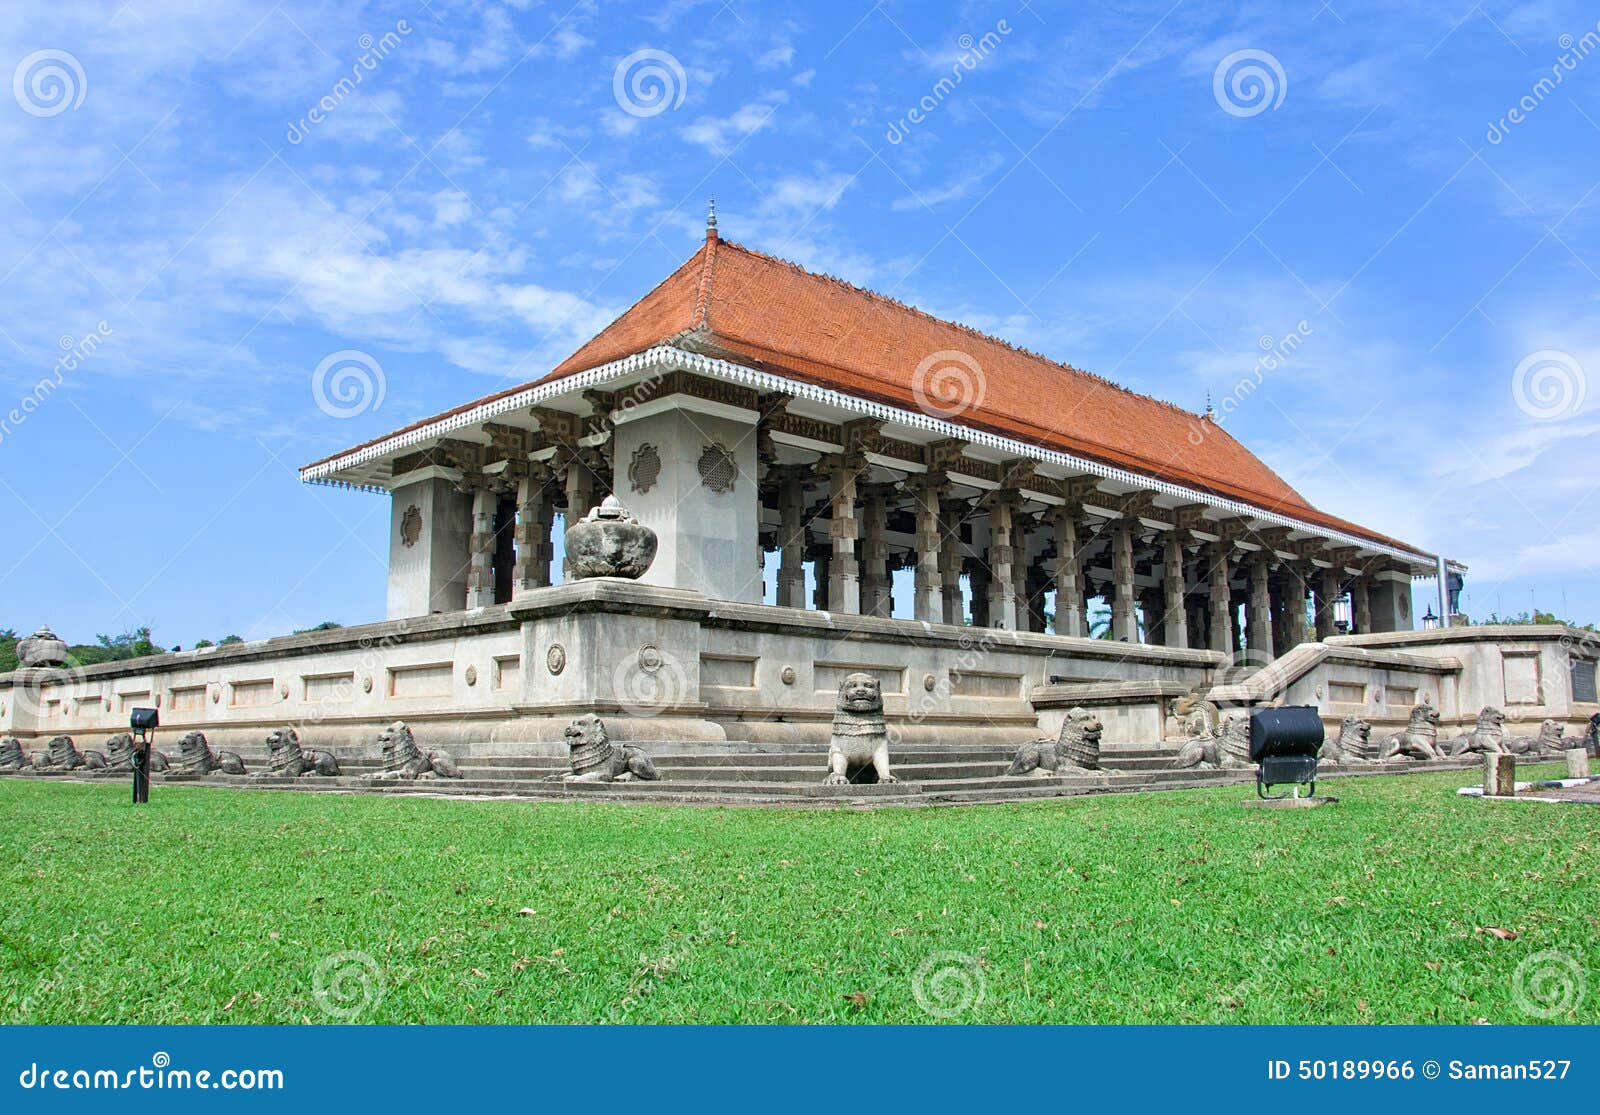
[1007,712,1104,777]
[825,672,896,785]
[102,732,170,774]
[172,731,247,776]
[32,735,105,773]
[1382,702,1444,761]
[1511,719,1567,756]
[0,737,28,771]
[1163,691,1219,742]
[1588,713,1600,758]
[1320,716,1372,764]
[363,721,459,781]
[254,727,340,778]
[1172,714,1251,769]
[1447,706,1508,756]
[556,714,659,782]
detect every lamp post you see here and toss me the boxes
[129,707,158,805]
[1422,606,1439,631]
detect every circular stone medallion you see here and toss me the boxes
[780,666,796,686]
[637,644,663,673]
[465,665,479,687]
[547,643,567,676]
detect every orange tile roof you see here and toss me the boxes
[541,233,1422,556]
[303,231,1425,558]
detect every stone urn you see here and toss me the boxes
[16,625,69,668]
[565,496,657,579]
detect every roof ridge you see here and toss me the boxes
[714,238,1207,424]
[692,232,719,329]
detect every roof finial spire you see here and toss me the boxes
[706,196,718,241]
[1204,391,1214,419]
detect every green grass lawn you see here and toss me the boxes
[1,767,1594,1024]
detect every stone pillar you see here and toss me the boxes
[860,483,892,618]
[1110,522,1138,642]
[1163,532,1189,649]
[1352,576,1372,634]
[1027,566,1050,633]
[985,494,1018,630]
[969,561,991,628]
[386,472,473,619]
[466,486,498,609]
[1315,568,1340,640]
[812,550,830,611]
[1247,555,1274,658]
[940,498,966,625]
[909,473,946,623]
[1367,571,1412,632]
[512,467,557,594]
[1011,513,1032,631]
[1140,585,1166,646]
[1208,542,1232,654]
[827,456,862,614]
[1051,506,1086,637]
[1283,563,1310,648]
[776,470,808,609]
[608,399,763,602]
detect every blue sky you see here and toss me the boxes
[1,0,1597,647]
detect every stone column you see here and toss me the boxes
[1247,554,1274,658]
[1315,568,1340,640]
[1026,566,1050,633]
[1141,585,1166,646]
[860,483,892,618]
[812,549,830,611]
[1163,532,1189,649]
[968,561,991,628]
[1351,576,1372,634]
[1010,513,1031,631]
[1051,506,1086,637]
[776,469,808,609]
[560,450,597,582]
[940,497,967,625]
[985,493,1018,630]
[909,473,946,623]
[466,486,498,609]
[1110,521,1138,642]
[1208,542,1232,654]
[826,456,862,615]
[1283,563,1310,648]
[513,467,556,594]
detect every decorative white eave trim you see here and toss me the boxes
[300,344,1440,569]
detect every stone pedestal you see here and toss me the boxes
[1565,748,1591,779]
[387,471,473,619]
[1483,752,1516,797]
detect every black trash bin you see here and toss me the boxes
[1249,706,1324,799]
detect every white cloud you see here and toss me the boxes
[681,93,787,154]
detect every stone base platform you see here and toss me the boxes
[0,743,1487,808]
